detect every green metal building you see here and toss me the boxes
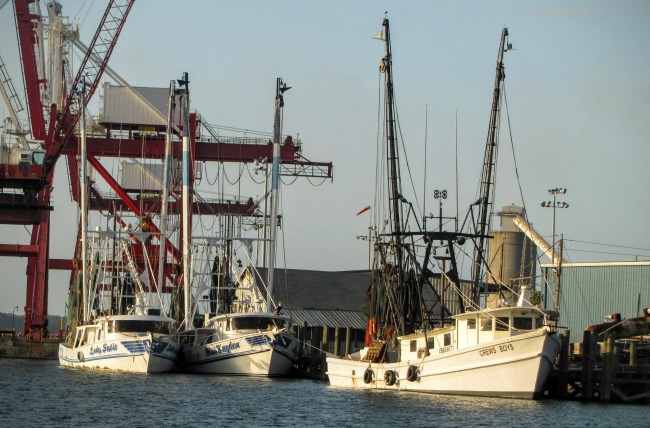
[541,261,650,342]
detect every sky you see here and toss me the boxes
[0,0,649,316]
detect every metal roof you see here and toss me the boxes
[284,308,367,329]
[541,261,650,268]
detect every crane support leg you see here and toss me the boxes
[23,209,50,339]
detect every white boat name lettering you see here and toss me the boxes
[205,341,240,356]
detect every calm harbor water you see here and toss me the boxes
[0,359,647,427]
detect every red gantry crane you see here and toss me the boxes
[1,0,332,340]
[0,0,136,339]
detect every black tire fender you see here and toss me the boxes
[384,369,397,386]
[406,365,419,382]
[363,368,374,384]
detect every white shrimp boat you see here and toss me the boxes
[327,287,561,398]
[326,19,561,399]
[176,78,300,376]
[59,83,178,373]
[176,244,301,376]
[178,312,300,376]
[58,313,178,373]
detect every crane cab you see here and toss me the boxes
[0,143,46,187]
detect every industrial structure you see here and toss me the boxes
[0,0,332,339]
[542,261,650,343]
[483,204,649,347]
[484,205,537,307]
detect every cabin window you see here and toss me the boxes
[495,317,510,331]
[444,333,451,347]
[467,319,476,329]
[200,334,212,346]
[231,316,284,331]
[180,333,193,347]
[74,331,83,347]
[427,337,435,349]
[513,317,533,330]
[32,151,45,165]
[115,320,174,334]
[480,318,492,331]
[410,340,417,352]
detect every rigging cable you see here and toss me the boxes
[204,161,218,186]
[278,185,291,307]
[279,175,299,186]
[392,90,423,218]
[220,161,238,185]
[564,239,650,253]
[375,68,386,234]
[302,176,327,186]
[502,82,527,212]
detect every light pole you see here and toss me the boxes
[11,305,18,331]
[541,187,569,264]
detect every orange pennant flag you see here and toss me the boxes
[356,205,371,216]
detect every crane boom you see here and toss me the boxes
[0,54,28,147]
[44,0,135,181]
[14,0,47,141]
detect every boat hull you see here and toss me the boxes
[58,335,178,373]
[179,331,300,376]
[326,329,561,399]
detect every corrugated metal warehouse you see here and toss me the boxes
[541,261,650,342]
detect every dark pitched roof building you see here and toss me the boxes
[259,268,371,311]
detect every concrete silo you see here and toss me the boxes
[485,205,537,308]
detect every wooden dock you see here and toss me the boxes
[0,334,61,359]
[545,330,650,403]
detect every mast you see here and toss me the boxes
[472,28,509,302]
[382,18,404,269]
[179,73,192,329]
[266,77,289,312]
[78,79,89,323]
[157,81,175,297]
[379,17,417,337]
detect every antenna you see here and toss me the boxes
[423,104,428,230]
[455,110,459,232]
